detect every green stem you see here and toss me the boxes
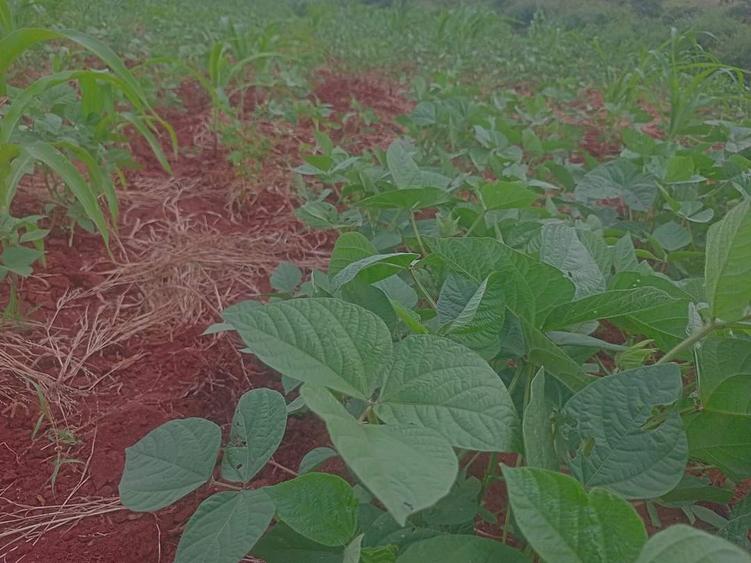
[656,320,718,365]
[409,212,427,256]
[657,313,751,365]
[410,267,438,310]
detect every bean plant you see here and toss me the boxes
[116,3,751,562]
[119,143,751,562]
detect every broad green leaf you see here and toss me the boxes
[608,274,691,353]
[270,261,302,293]
[613,234,640,272]
[429,237,574,323]
[653,221,691,252]
[636,524,751,563]
[174,490,274,563]
[298,447,338,474]
[544,288,676,330]
[252,524,343,563]
[541,223,605,298]
[521,318,593,392]
[0,245,42,276]
[502,466,647,563]
[479,181,538,210]
[575,159,657,212]
[428,237,507,281]
[523,369,558,470]
[341,280,397,332]
[386,139,450,189]
[268,473,358,546]
[397,535,529,563]
[119,418,220,512]
[358,188,452,210]
[223,299,393,400]
[329,232,378,276]
[417,477,481,527]
[221,389,287,483]
[705,199,751,322]
[685,337,751,479]
[332,253,418,290]
[560,364,688,498]
[376,335,519,451]
[437,273,505,358]
[302,385,458,526]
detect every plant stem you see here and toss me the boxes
[410,267,438,310]
[211,479,242,491]
[656,320,717,365]
[657,312,751,364]
[409,212,427,255]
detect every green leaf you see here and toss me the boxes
[174,490,274,563]
[705,199,751,322]
[502,466,647,563]
[329,232,378,276]
[479,181,538,210]
[429,237,574,324]
[331,253,418,290]
[253,524,343,563]
[437,273,506,359]
[653,221,691,252]
[417,476,481,527]
[119,418,221,512]
[636,525,751,563]
[358,188,452,210]
[376,335,519,452]
[613,234,640,272]
[268,473,358,546]
[523,369,558,470]
[685,337,751,479]
[575,159,657,212]
[544,288,676,330]
[271,261,303,293]
[397,535,529,563]
[541,223,605,298]
[560,364,688,498]
[386,139,450,189]
[298,447,338,474]
[221,389,287,483]
[223,298,393,400]
[521,318,593,392]
[302,385,458,526]
[0,245,42,276]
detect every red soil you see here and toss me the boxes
[0,69,410,562]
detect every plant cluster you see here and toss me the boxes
[119,40,751,563]
[0,0,171,317]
